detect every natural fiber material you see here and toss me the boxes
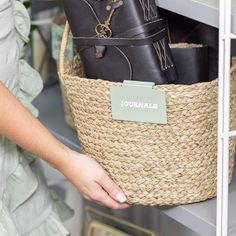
[60,82,76,129]
[59,54,85,129]
[59,22,236,206]
[169,43,204,48]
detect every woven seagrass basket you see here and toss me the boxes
[51,19,77,129]
[59,22,236,206]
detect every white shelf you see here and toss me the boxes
[33,84,80,152]
[33,85,81,185]
[155,0,236,34]
[162,170,236,236]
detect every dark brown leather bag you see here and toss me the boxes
[170,44,209,84]
[160,9,219,81]
[63,0,177,84]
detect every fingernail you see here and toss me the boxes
[115,192,127,203]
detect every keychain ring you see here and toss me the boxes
[95,24,112,38]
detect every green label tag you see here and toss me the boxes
[110,80,167,124]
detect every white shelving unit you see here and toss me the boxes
[156,1,236,235]
[155,0,236,33]
[217,1,235,236]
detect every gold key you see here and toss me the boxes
[104,8,115,29]
[95,1,118,38]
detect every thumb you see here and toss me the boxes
[100,175,127,203]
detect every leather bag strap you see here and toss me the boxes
[73,27,166,46]
[115,18,165,38]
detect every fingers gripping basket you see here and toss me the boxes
[59,22,236,206]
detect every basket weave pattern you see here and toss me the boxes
[60,23,236,205]
[59,55,85,129]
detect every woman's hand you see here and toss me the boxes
[59,149,130,209]
[0,82,130,209]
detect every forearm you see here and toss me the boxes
[0,82,69,169]
[0,82,129,208]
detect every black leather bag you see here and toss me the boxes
[63,0,177,84]
[170,44,209,84]
[160,9,219,81]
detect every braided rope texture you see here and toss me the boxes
[60,55,236,206]
[60,82,76,129]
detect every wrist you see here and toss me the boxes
[48,143,73,172]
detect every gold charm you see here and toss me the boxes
[95,1,117,38]
[95,22,113,38]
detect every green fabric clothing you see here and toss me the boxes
[0,1,74,235]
